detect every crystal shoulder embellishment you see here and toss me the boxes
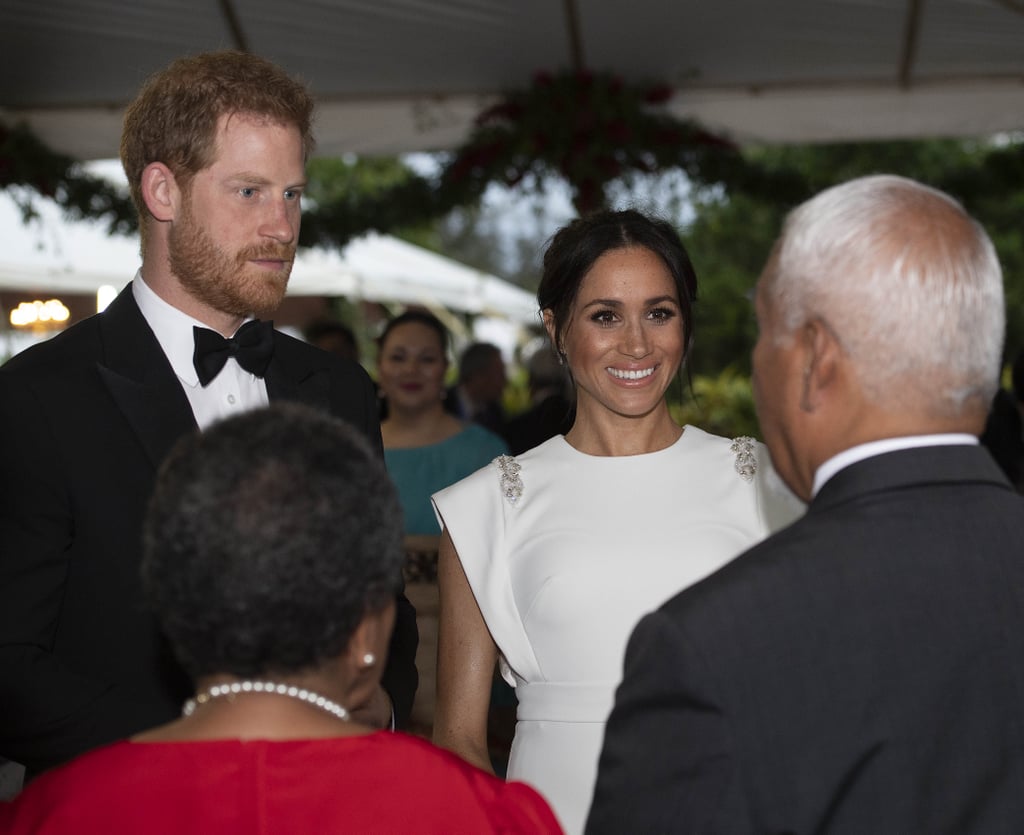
[496,455,523,505]
[730,436,757,482]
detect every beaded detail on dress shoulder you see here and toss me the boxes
[496,455,523,505]
[730,436,757,482]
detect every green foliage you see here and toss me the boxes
[501,364,532,417]
[744,138,982,197]
[681,193,783,377]
[0,121,135,233]
[298,156,453,250]
[305,156,418,204]
[682,137,1024,367]
[670,367,761,440]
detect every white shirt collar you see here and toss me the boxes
[132,272,269,430]
[812,433,979,498]
[132,271,208,387]
[132,271,257,386]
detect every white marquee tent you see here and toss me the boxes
[5,0,1024,159]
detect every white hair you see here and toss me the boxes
[766,174,1004,416]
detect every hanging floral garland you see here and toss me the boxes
[1,72,815,246]
[440,70,741,215]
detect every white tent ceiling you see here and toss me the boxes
[0,192,540,325]
[4,0,1024,162]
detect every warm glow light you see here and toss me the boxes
[10,299,71,329]
[97,285,117,312]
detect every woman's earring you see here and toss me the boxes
[362,653,376,667]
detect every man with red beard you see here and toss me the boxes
[0,51,418,785]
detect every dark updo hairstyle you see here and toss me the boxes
[141,403,404,680]
[377,309,451,358]
[537,209,698,361]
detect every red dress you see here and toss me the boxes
[0,732,562,834]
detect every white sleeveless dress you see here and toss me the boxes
[432,426,802,834]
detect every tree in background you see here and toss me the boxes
[684,138,1024,371]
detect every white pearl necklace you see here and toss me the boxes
[183,680,350,721]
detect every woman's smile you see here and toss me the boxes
[606,365,657,382]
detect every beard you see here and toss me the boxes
[168,201,294,319]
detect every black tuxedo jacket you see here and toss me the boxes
[587,444,1024,834]
[0,287,417,776]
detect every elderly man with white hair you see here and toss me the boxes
[586,175,1024,835]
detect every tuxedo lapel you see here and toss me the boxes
[96,286,197,469]
[264,332,333,412]
[96,295,352,462]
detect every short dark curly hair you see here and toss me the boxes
[141,403,403,680]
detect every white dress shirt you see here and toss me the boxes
[132,272,269,430]
[812,433,979,498]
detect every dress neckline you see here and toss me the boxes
[547,425,694,461]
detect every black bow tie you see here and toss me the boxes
[193,319,275,387]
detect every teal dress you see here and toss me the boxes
[385,424,508,535]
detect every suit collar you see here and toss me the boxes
[812,444,1011,513]
[812,434,979,498]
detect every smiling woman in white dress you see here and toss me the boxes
[431,210,802,834]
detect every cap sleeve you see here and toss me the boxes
[432,458,541,683]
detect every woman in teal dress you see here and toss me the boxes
[377,311,508,536]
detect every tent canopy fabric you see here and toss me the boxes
[4,0,1024,162]
[0,193,540,325]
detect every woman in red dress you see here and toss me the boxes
[0,404,561,834]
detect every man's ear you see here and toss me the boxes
[799,317,843,412]
[140,162,180,222]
